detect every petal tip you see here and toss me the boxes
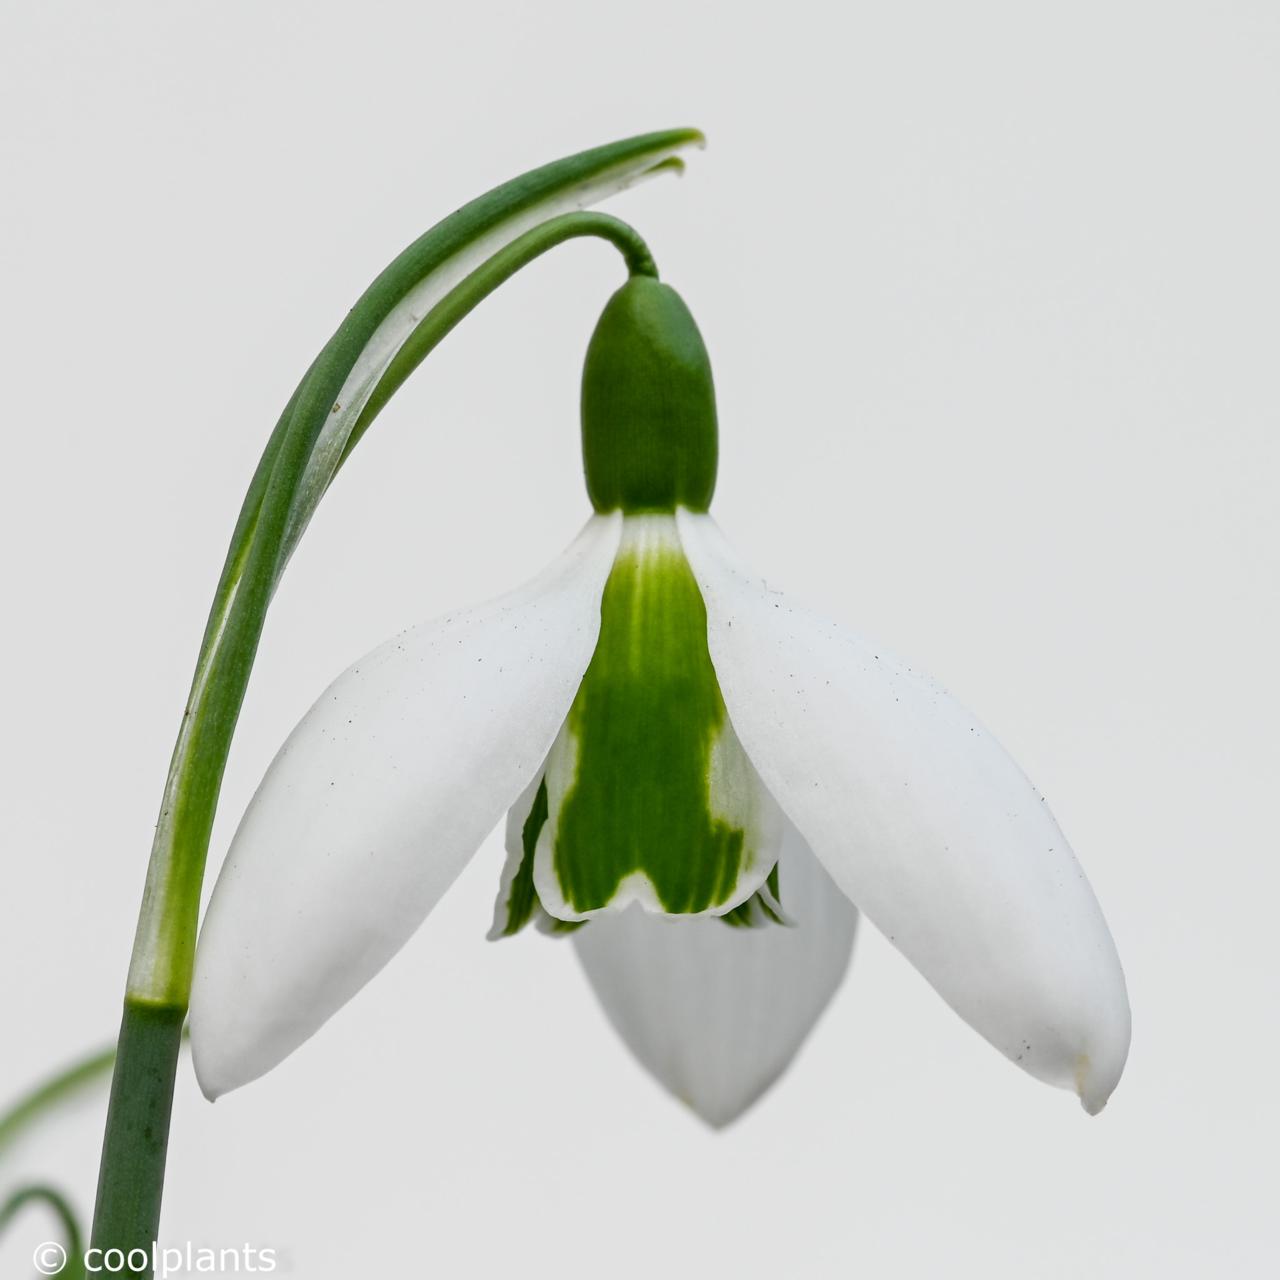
[1074,1050,1121,1116]
[684,1097,749,1131]
[190,1040,227,1104]
[188,993,273,1102]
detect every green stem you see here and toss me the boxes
[0,1045,115,1157]
[90,1006,184,1280]
[0,1185,85,1279]
[91,128,697,1280]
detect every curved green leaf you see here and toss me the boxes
[0,1186,85,1279]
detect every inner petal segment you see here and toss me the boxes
[531,515,782,920]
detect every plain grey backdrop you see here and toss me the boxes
[2,2,1276,1276]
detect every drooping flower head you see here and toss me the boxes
[191,271,1129,1125]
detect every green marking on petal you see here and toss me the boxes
[717,900,756,928]
[717,863,789,929]
[493,778,549,938]
[539,916,587,936]
[489,777,591,939]
[534,516,782,918]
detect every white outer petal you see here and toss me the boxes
[573,822,857,1128]
[190,514,621,1098]
[677,511,1131,1114]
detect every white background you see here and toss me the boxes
[2,3,1276,1277]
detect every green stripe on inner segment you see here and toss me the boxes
[548,523,757,914]
[497,779,549,937]
[718,863,785,929]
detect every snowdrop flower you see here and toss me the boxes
[191,276,1130,1125]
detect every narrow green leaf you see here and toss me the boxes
[0,1186,85,1279]
[0,1045,115,1157]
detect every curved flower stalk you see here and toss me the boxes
[93,130,703,1275]
[192,274,1131,1123]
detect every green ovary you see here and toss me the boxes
[536,517,778,917]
